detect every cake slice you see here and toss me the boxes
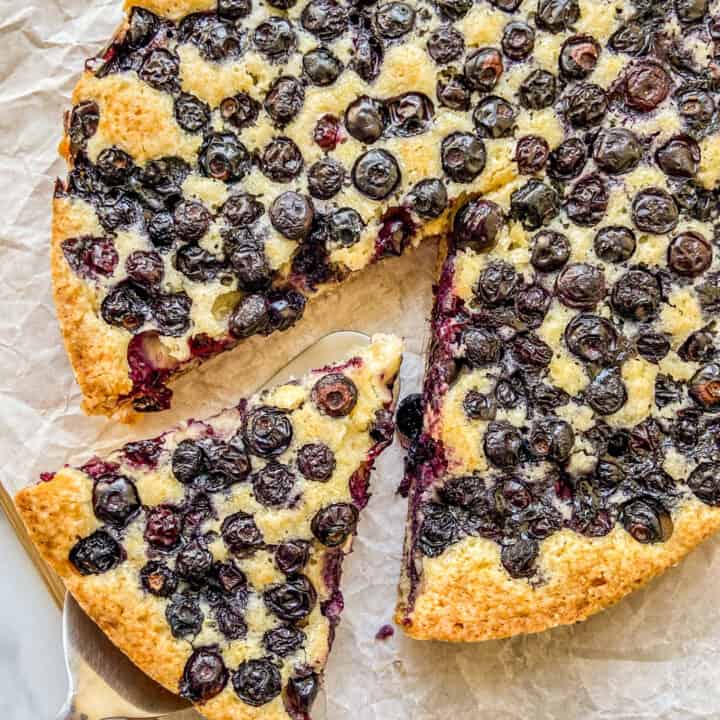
[397,187,720,642]
[17,335,401,720]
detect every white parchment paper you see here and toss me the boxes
[2,2,720,718]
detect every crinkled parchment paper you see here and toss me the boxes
[2,2,720,718]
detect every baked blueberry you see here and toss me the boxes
[510,180,560,229]
[303,47,344,85]
[463,390,497,420]
[668,232,712,276]
[515,135,550,175]
[565,314,618,365]
[176,538,213,584]
[297,443,336,481]
[531,230,570,271]
[144,504,182,549]
[689,364,720,411]
[565,174,609,226]
[586,368,627,415]
[222,511,265,553]
[441,132,487,182]
[166,594,204,638]
[219,92,260,130]
[560,35,600,78]
[174,93,211,133]
[548,137,587,180]
[609,22,652,55]
[263,575,317,621]
[435,0,473,19]
[253,17,296,58]
[536,0,580,33]
[311,503,359,546]
[62,236,118,279]
[564,83,608,127]
[180,649,228,703]
[307,158,345,200]
[345,96,387,143]
[140,561,178,597]
[484,421,522,467]
[244,406,293,457]
[675,0,708,23]
[436,69,471,111]
[594,226,636,263]
[301,0,348,41]
[126,251,164,287]
[502,21,534,59]
[198,132,249,182]
[374,2,415,37]
[285,672,320,716]
[388,93,434,137]
[312,373,358,416]
[656,135,701,177]
[518,69,556,110]
[275,540,311,574]
[264,76,305,126]
[352,28,383,83]
[352,149,401,200]
[406,179,448,218]
[636,332,671,363]
[620,498,673,543]
[261,137,304,183]
[611,269,661,321]
[501,538,539,578]
[452,198,504,251]
[252,462,295,507]
[473,95,517,138]
[101,282,150,332]
[179,13,244,61]
[219,0,252,18]
[677,88,716,130]
[139,48,179,90]
[427,25,465,63]
[632,188,679,234]
[465,48,504,93]
[233,659,282,707]
[69,531,124,575]
[475,260,518,306]
[464,327,501,367]
[92,475,140,526]
[269,192,314,239]
[593,129,642,175]
[556,263,606,309]
[624,62,671,112]
[418,502,462,557]
[263,626,306,656]
[688,463,720,505]
[516,284,551,327]
[328,207,364,247]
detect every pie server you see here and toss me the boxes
[6,332,369,719]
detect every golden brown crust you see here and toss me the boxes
[397,501,720,642]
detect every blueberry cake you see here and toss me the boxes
[394,0,720,639]
[16,335,401,719]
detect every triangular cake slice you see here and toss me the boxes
[396,189,720,642]
[17,334,401,720]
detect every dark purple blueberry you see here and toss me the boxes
[264,575,317,621]
[673,410,700,446]
[593,129,642,175]
[473,95,517,138]
[144,504,182,549]
[565,174,609,226]
[172,439,205,483]
[688,462,720,505]
[222,511,264,553]
[609,22,651,56]
[689,364,720,411]
[219,93,260,130]
[269,192,314,240]
[311,503,358,546]
[92,475,140,526]
[62,236,118,279]
[96,191,142,232]
[547,137,587,181]
[328,207,364,247]
[435,0,472,18]
[427,25,465,63]
[297,443,336,481]
[560,34,600,78]
[312,373,358,417]
[475,261,518,307]
[452,198,503,252]
[484,421,522,467]
[215,604,248,640]
[174,245,221,283]
[252,462,295,507]
[656,135,701,178]
[495,478,532,512]
[352,149,401,200]
[536,0,580,32]
[611,269,661,320]
[510,180,560,229]
[219,0,252,18]
[418,502,461,557]
[263,626,306,657]
[352,28,383,83]
[175,93,210,133]
[596,459,625,490]
[275,540,311,574]
[125,6,160,48]
[375,1,415,36]
[233,660,282,707]
[556,263,606,309]
[303,47,344,86]
[260,137,304,183]
[253,16,296,58]
[464,48,504,92]
[69,531,123,575]
[223,193,263,226]
[440,474,485,508]
[529,419,574,461]
[406,179,448,218]
[174,200,211,242]
[496,379,522,409]
[126,250,164,286]
[509,333,552,369]
[307,158,345,200]
[594,226,636,263]
[441,132,487,182]
[679,328,716,362]
[176,538,213,583]
[436,69,471,111]
[179,13,244,61]
[463,389,497,420]
[502,20,534,59]
[123,439,162,468]
[676,0,708,23]
[491,0,523,9]
[209,561,248,595]
[229,242,271,292]
[586,367,627,415]
[153,292,192,337]
[140,561,178,597]
[516,284,551,327]
[180,648,228,703]
[677,89,716,130]
[139,48,179,90]
[531,230,569,272]
[698,273,720,312]
[388,93,434,137]
[516,135,550,175]
[668,232,712,276]
[264,76,305,126]
[565,314,618,365]
[531,383,569,411]
[620,498,673,543]
[463,327,501,367]
[101,282,150,332]
[564,83,608,127]
[96,147,133,184]
[301,0,348,40]
[148,212,176,248]
[376,206,415,257]
[199,131,249,182]
[67,101,99,154]
[285,672,320,716]
[518,69,556,110]
[395,393,423,442]
[166,594,203,638]
[244,406,293,457]
[624,63,671,113]
[313,113,344,151]
[501,538,538,578]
